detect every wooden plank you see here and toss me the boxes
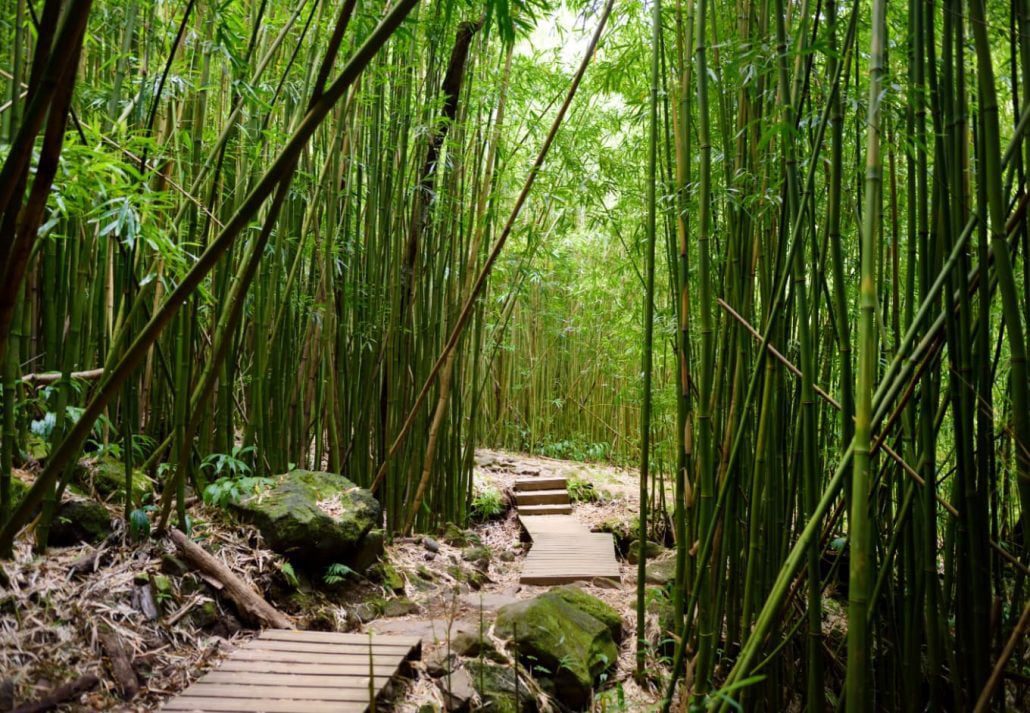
[258,630,420,648]
[185,683,373,702]
[163,696,367,712]
[215,660,399,676]
[243,640,415,655]
[200,672,376,688]
[232,650,398,665]
[517,504,573,515]
[515,489,570,506]
[513,477,567,491]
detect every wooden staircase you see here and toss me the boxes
[513,471,621,585]
[514,476,572,515]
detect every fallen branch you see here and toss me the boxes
[168,528,292,629]
[97,624,139,701]
[10,674,99,713]
[20,368,104,386]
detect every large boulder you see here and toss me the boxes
[494,589,618,709]
[231,469,382,572]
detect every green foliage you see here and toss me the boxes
[470,486,506,521]
[566,474,601,503]
[202,475,273,508]
[323,562,356,586]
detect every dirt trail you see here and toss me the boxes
[375,448,662,712]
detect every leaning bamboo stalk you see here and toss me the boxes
[0,0,421,554]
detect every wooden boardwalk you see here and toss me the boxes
[515,476,621,585]
[162,629,421,713]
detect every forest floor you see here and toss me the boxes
[0,449,663,712]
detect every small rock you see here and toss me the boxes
[0,678,14,711]
[424,552,437,561]
[353,602,380,623]
[499,550,516,562]
[160,554,189,577]
[382,597,419,618]
[461,545,491,569]
[466,659,540,712]
[644,554,678,586]
[440,523,470,547]
[193,600,221,629]
[437,666,477,712]
[626,539,665,564]
[425,649,458,677]
[150,573,176,613]
[450,629,497,658]
[424,537,441,553]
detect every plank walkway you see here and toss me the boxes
[514,475,621,585]
[162,629,421,713]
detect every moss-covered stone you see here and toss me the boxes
[625,539,665,564]
[440,522,479,547]
[465,660,539,713]
[48,498,112,546]
[541,586,623,642]
[77,454,154,506]
[644,553,677,586]
[461,545,491,567]
[150,574,176,612]
[382,597,418,617]
[494,591,617,709]
[230,469,382,572]
[370,561,405,594]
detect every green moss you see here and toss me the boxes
[495,593,617,709]
[541,586,623,642]
[79,455,154,505]
[230,469,382,571]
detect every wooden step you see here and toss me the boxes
[515,489,570,506]
[518,503,573,516]
[513,476,567,491]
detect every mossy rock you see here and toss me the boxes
[465,659,539,713]
[370,561,405,594]
[644,553,677,586]
[230,469,382,572]
[382,597,418,617]
[461,544,491,567]
[626,539,665,564]
[440,522,478,547]
[450,629,500,659]
[48,498,112,546]
[77,454,154,506]
[541,586,622,642]
[495,591,617,709]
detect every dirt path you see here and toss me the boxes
[373,448,662,712]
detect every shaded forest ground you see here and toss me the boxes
[1,449,670,712]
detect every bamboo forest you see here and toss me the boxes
[1,0,1029,710]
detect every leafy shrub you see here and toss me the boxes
[567,475,601,503]
[470,486,506,521]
